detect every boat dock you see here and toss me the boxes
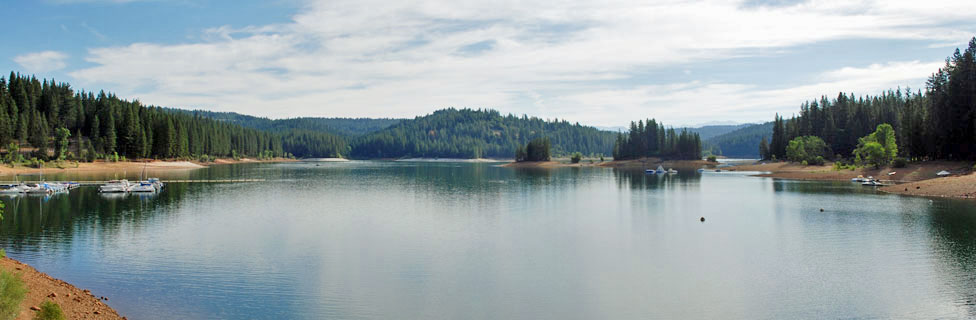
[0,179,266,185]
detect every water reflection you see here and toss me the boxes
[0,162,972,319]
[927,200,976,316]
[0,183,189,254]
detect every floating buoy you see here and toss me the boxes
[820,208,824,212]
[700,217,705,222]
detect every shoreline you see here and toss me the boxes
[0,157,298,177]
[734,161,976,200]
[0,257,123,319]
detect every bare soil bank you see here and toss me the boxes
[0,158,297,177]
[0,257,123,320]
[738,161,975,199]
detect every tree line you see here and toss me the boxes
[765,37,976,162]
[0,72,348,161]
[348,108,616,159]
[612,119,703,160]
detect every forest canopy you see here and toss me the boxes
[766,37,976,162]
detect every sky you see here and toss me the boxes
[2,0,975,127]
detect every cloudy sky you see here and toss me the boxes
[2,0,974,127]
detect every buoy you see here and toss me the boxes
[819,208,824,212]
[700,217,705,222]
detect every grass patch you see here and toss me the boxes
[33,301,66,320]
[0,270,26,320]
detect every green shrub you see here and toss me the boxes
[892,157,908,168]
[33,301,65,320]
[570,152,582,164]
[0,270,27,320]
[811,156,825,166]
[801,160,808,166]
[707,155,717,162]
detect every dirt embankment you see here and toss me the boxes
[737,161,976,199]
[0,157,297,176]
[0,258,123,320]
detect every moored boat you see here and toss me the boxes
[99,180,131,193]
[130,181,157,192]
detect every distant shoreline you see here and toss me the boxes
[501,157,715,169]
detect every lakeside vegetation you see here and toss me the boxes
[766,38,976,165]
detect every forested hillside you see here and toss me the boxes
[704,122,771,158]
[0,72,347,160]
[683,123,752,140]
[349,108,616,159]
[172,109,401,137]
[767,38,976,161]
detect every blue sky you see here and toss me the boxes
[2,0,975,127]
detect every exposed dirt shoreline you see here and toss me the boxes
[735,161,976,199]
[0,257,123,320]
[0,157,298,178]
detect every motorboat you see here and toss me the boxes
[667,168,678,174]
[24,183,51,194]
[861,180,883,187]
[129,181,157,193]
[148,178,164,190]
[0,184,25,194]
[656,165,666,174]
[99,180,131,193]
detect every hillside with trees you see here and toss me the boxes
[0,72,347,161]
[612,119,702,160]
[703,122,772,159]
[171,109,401,137]
[765,37,976,164]
[349,108,616,159]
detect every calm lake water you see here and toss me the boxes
[1,161,975,319]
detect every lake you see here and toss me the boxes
[1,161,975,319]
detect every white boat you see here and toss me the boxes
[937,170,951,177]
[861,180,883,186]
[148,178,164,190]
[24,183,51,194]
[656,165,666,174]
[644,169,655,174]
[129,181,157,193]
[0,184,25,194]
[99,180,131,193]
[697,168,705,172]
[667,168,678,174]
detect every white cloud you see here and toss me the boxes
[14,51,69,73]
[67,0,976,125]
[552,60,943,126]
